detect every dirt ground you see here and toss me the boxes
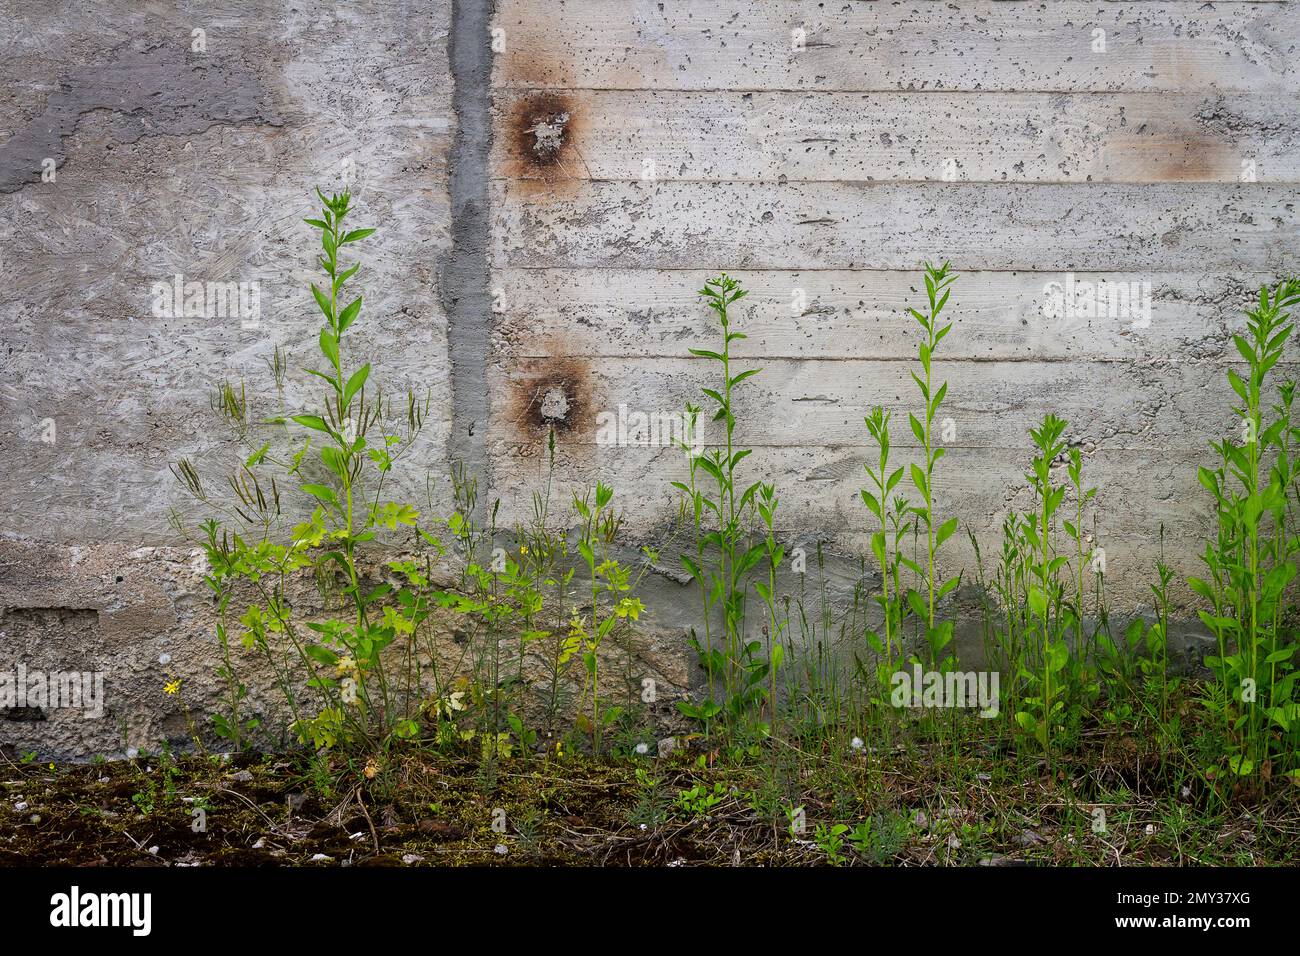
[2,728,1297,867]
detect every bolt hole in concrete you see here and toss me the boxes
[539,385,570,422]
[529,112,568,159]
[510,91,582,175]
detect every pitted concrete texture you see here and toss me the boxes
[0,1,466,757]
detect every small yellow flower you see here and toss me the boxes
[163,679,182,696]
[519,545,529,555]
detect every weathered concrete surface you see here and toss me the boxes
[484,0,1300,625]
[0,1,455,540]
[3,0,1300,757]
[0,0,460,757]
[496,0,1300,93]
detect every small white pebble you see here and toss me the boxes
[635,743,649,755]
[126,748,139,760]
[252,838,266,849]
[309,853,332,862]
[158,653,171,666]
[148,846,159,855]
[1145,824,1157,836]
[402,853,424,864]
[14,801,28,812]
[494,844,508,856]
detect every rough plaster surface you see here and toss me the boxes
[0,0,460,757]
[2,0,1298,757]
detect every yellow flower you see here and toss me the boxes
[615,597,646,621]
[519,545,529,555]
[163,679,182,696]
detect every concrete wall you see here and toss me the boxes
[0,0,457,756]
[3,0,1299,756]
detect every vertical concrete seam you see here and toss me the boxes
[440,0,495,492]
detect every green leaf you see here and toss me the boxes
[910,463,929,500]
[301,483,338,506]
[1227,368,1248,404]
[292,414,332,434]
[310,283,333,323]
[245,442,270,468]
[337,297,362,334]
[319,328,340,367]
[909,413,926,445]
[1232,334,1254,364]
[861,488,881,520]
[906,589,928,620]
[304,644,339,665]
[343,363,371,407]
[870,531,886,567]
[321,445,347,480]
[735,542,767,579]
[1028,586,1047,618]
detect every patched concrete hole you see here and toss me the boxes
[539,384,570,422]
[528,111,569,159]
